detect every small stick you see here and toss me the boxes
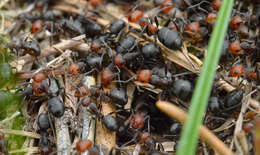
[16,35,85,68]
[1,111,20,124]
[81,76,96,155]
[156,101,234,155]
[0,129,41,139]
[55,76,71,155]
[55,114,71,155]
[9,147,40,154]
[95,76,116,150]
[0,0,11,9]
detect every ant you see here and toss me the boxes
[120,131,164,153]
[138,17,159,36]
[158,27,183,50]
[171,79,192,101]
[68,62,85,76]
[38,113,50,131]
[136,67,173,88]
[114,52,140,68]
[85,20,102,38]
[76,83,128,108]
[48,96,65,118]
[39,132,53,155]
[128,10,144,23]
[79,97,119,131]
[212,0,221,11]
[31,20,44,34]
[230,15,243,30]
[229,40,243,55]
[109,19,126,35]
[21,38,41,57]
[159,0,174,14]
[224,88,244,110]
[116,35,138,53]
[88,0,102,9]
[141,42,161,64]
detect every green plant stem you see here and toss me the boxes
[176,0,234,155]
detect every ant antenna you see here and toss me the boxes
[187,1,210,14]
[113,75,136,84]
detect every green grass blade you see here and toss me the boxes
[176,0,234,155]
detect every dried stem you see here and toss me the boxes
[16,35,85,70]
[156,101,234,155]
[0,129,41,139]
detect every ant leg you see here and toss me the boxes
[115,29,124,42]
[120,131,139,149]
[187,1,210,10]
[144,115,151,133]
[47,111,56,139]
[157,142,165,152]
[172,71,193,77]
[84,68,98,76]
[113,75,136,84]
[101,39,113,58]
[181,47,200,73]
[68,80,78,89]
[198,6,208,14]
[107,109,127,116]
[162,134,178,138]
[114,66,122,87]
[139,25,148,36]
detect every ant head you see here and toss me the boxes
[206,12,217,25]
[68,63,80,75]
[80,97,92,107]
[31,81,45,96]
[139,17,149,28]
[88,0,102,9]
[33,72,46,83]
[229,40,243,55]
[114,54,126,68]
[184,22,200,39]
[131,113,145,129]
[101,68,114,86]
[128,10,144,23]
[137,69,152,84]
[230,15,243,30]
[139,131,151,143]
[75,139,93,153]
[75,85,90,97]
[91,39,102,53]
[212,0,222,11]
[229,64,244,78]
[31,20,44,34]
[160,0,174,14]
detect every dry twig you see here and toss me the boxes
[156,101,234,155]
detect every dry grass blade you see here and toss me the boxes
[9,147,39,154]
[0,129,41,139]
[95,76,116,151]
[156,101,234,155]
[15,34,85,70]
[81,76,96,155]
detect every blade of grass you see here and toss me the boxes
[176,0,234,155]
